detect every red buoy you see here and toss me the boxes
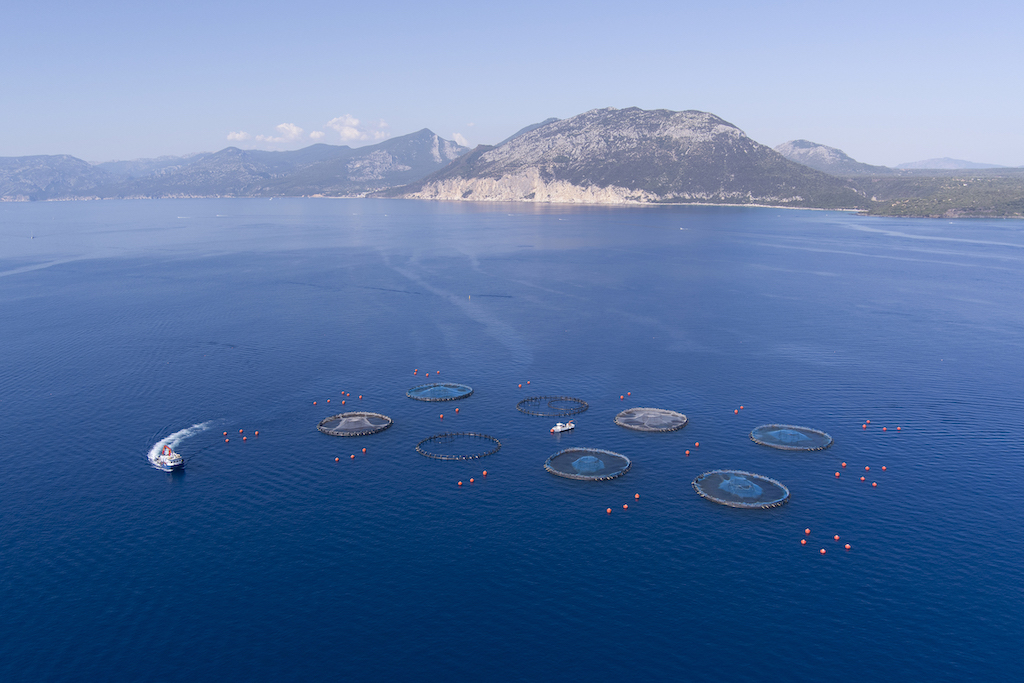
[606,508,611,514]
[734,409,738,414]
[634,493,640,499]
[845,544,851,550]
[820,549,827,555]
[882,466,887,471]
[835,472,840,477]
[482,470,487,476]
[860,476,866,481]
[804,528,811,535]
[623,504,628,509]
[685,450,690,456]
[242,436,247,441]
[335,457,339,462]
[872,482,877,487]
[834,535,840,541]
[469,478,474,483]
[362,448,366,453]
[458,481,462,486]
[841,462,847,467]
[800,539,807,545]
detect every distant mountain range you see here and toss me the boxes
[895,157,1004,170]
[2,108,1021,217]
[0,129,468,201]
[382,108,865,208]
[773,140,895,176]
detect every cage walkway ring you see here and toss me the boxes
[317,412,393,437]
[544,447,631,481]
[692,469,790,509]
[614,407,688,432]
[406,382,474,402]
[749,424,833,451]
[516,396,589,417]
[415,432,502,460]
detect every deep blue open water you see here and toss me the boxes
[1,199,1022,681]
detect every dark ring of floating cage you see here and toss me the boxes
[544,447,631,481]
[516,395,589,417]
[749,423,833,451]
[406,382,474,402]
[613,407,689,432]
[415,432,502,460]
[317,411,393,437]
[691,469,791,509]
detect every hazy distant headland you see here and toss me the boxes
[2,108,1021,218]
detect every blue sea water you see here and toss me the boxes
[1,199,1022,681]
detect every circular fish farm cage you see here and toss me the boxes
[692,470,790,509]
[406,382,474,402]
[516,396,589,418]
[614,407,688,432]
[750,424,833,451]
[415,432,502,460]
[317,412,393,437]
[544,447,631,481]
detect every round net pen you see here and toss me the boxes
[614,407,688,432]
[317,412,393,437]
[416,432,502,460]
[692,470,790,509]
[750,424,833,451]
[516,396,589,418]
[406,382,474,402]
[544,447,631,481]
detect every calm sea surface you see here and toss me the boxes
[1,199,1022,681]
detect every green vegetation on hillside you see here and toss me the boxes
[855,169,1024,218]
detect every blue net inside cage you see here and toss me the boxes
[407,383,474,402]
[692,470,790,508]
[544,448,631,481]
[614,407,688,432]
[750,424,833,451]
[517,396,589,417]
[318,412,393,436]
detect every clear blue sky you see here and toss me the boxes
[2,0,1021,166]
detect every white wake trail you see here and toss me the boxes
[147,422,212,468]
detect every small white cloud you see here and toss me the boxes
[453,132,469,147]
[467,122,475,128]
[326,115,367,142]
[378,119,389,128]
[309,131,325,140]
[256,123,304,143]
[227,131,251,141]
[373,130,390,140]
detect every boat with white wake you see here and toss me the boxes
[154,444,184,471]
[550,421,575,433]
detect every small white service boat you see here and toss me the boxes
[551,420,575,433]
[155,444,184,471]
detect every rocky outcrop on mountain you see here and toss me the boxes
[385,108,866,208]
[774,140,895,176]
